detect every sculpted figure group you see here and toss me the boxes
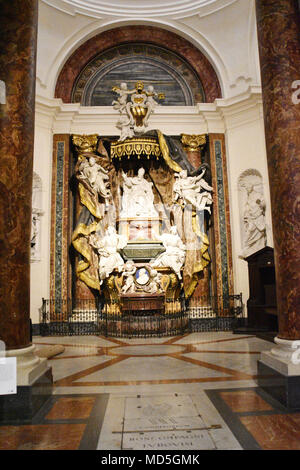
[75,150,213,291]
[173,168,213,214]
[112,81,164,140]
[77,156,110,199]
[120,167,158,218]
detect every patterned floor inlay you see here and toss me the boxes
[0,394,109,450]
[240,414,300,450]
[219,390,273,413]
[3,333,297,450]
[34,333,263,387]
[206,387,300,450]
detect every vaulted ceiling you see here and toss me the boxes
[41,0,239,18]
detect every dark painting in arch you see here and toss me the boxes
[72,43,205,106]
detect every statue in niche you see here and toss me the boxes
[120,167,158,218]
[173,168,213,214]
[151,226,186,280]
[242,181,267,257]
[77,156,111,199]
[89,226,127,283]
[112,80,164,140]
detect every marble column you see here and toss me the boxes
[256,0,300,407]
[181,134,206,170]
[181,134,211,306]
[0,1,51,419]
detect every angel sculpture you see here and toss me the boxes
[173,168,213,214]
[78,156,111,199]
[112,82,134,113]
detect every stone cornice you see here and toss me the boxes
[35,86,263,135]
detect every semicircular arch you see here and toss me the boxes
[54,25,222,103]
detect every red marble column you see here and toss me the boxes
[0,0,38,350]
[256,0,300,340]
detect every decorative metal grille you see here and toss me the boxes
[39,294,244,338]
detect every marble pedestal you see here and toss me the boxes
[257,338,300,409]
[0,346,53,423]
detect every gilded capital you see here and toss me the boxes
[72,134,99,155]
[181,134,206,152]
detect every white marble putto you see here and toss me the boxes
[151,226,186,279]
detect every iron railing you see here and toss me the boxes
[39,294,244,338]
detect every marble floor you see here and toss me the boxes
[1,332,300,451]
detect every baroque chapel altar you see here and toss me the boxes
[70,81,214,335]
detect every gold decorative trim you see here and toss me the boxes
[111,137,162,160]
[181,133,206,152]
[72,134,99,155]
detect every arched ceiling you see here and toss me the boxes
[41,0,238,18]
[54,26,221,103]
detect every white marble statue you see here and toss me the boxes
[89,226,127,283]
[112,81,164,140]
[78,156,110,199]
[151,226,186,279]
[173,168,213,214]
[116,114,134,142]
[31,214,39,258]
[121,260,137,294]
[112,82,134,113]
[31,172,43,262]
[143,268,163,294]
[242,182,266,257]
[120,167,158,218]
